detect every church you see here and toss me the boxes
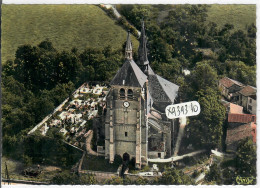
[104,21,179,169]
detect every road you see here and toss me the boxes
[147,150,206,163]
[102,4,141,36]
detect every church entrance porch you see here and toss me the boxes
[123,152,130,161]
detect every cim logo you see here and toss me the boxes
[165,101,201,119]
[236,176,256,185]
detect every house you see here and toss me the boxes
[218,77,244,102]
[226,113,256,151]
[226,122,256,151]
[222,102,244,114]
[238,85,257,114]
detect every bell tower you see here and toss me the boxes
[104,32,148,169]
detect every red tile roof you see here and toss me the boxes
[228,113,256,123]
[219,77,244,88]
[238,85,256,96]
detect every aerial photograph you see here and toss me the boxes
[1,3,257,185]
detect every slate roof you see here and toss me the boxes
[228,113,256,123]
[219,77,244,88]
[148,64,155,75]
[110,59,147,87]
[238,85,256,96]
[138,20,149,66]
[148,74,179,103]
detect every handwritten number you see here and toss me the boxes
[177,106,180,116]
[167,107,176,117]
[185,105,188,115]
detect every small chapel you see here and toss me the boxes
[104,21,179,168]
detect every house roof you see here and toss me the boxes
[148,64,155,75]
[219,77,244,88]
[229,103,243,114]
[228,113,256,123]
[238,85,256,96]
[148,74,179,103]
[226,123,253,145]
[110,59,147,87]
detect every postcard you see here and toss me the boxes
[1,1,257,186]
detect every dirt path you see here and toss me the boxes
[85,130,99,156]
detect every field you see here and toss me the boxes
[1,4,255,64]
[157,4,255,32]
[1,4,139,64]
[206,4,256,31]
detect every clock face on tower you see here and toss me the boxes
[123,101,130,108]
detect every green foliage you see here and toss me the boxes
[22,155,33,167]
[188,87,226,150]
[113,154,123,166]
[50,171,96,185]
[226,61,256,86]
[157,167,194,185]
[81,155,119,172]
[205,163,222,184]
[104,176,124,185]
[135,177,149,185]
[235,137,256,179]
[190,62,218,91]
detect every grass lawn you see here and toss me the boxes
[1,156,62,182]
[81,155,119,172]
[1,4,139,64]
[206,4,256,31]
[156,4,255,32]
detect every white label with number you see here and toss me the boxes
[165,101,201,119]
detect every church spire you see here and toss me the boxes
[125,31,133,60]
[138,20,149,66]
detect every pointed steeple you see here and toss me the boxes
[125,31,133,60]
[138,20,149,66]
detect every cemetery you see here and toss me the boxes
[29,83,108,151]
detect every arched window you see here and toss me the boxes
[128,89,133,100]
[120,88,125,99]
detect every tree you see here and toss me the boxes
[188,87,226,150]
[157,167,194,185]
[226,61,256,86]
[50,171,96,184]
[135,177,149,185]
[227,30,247,62]
[235,137,256,179]
[104,176,124,185]
[205,163,222,184]
[247,23,256,38]
[189,61,218,92]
